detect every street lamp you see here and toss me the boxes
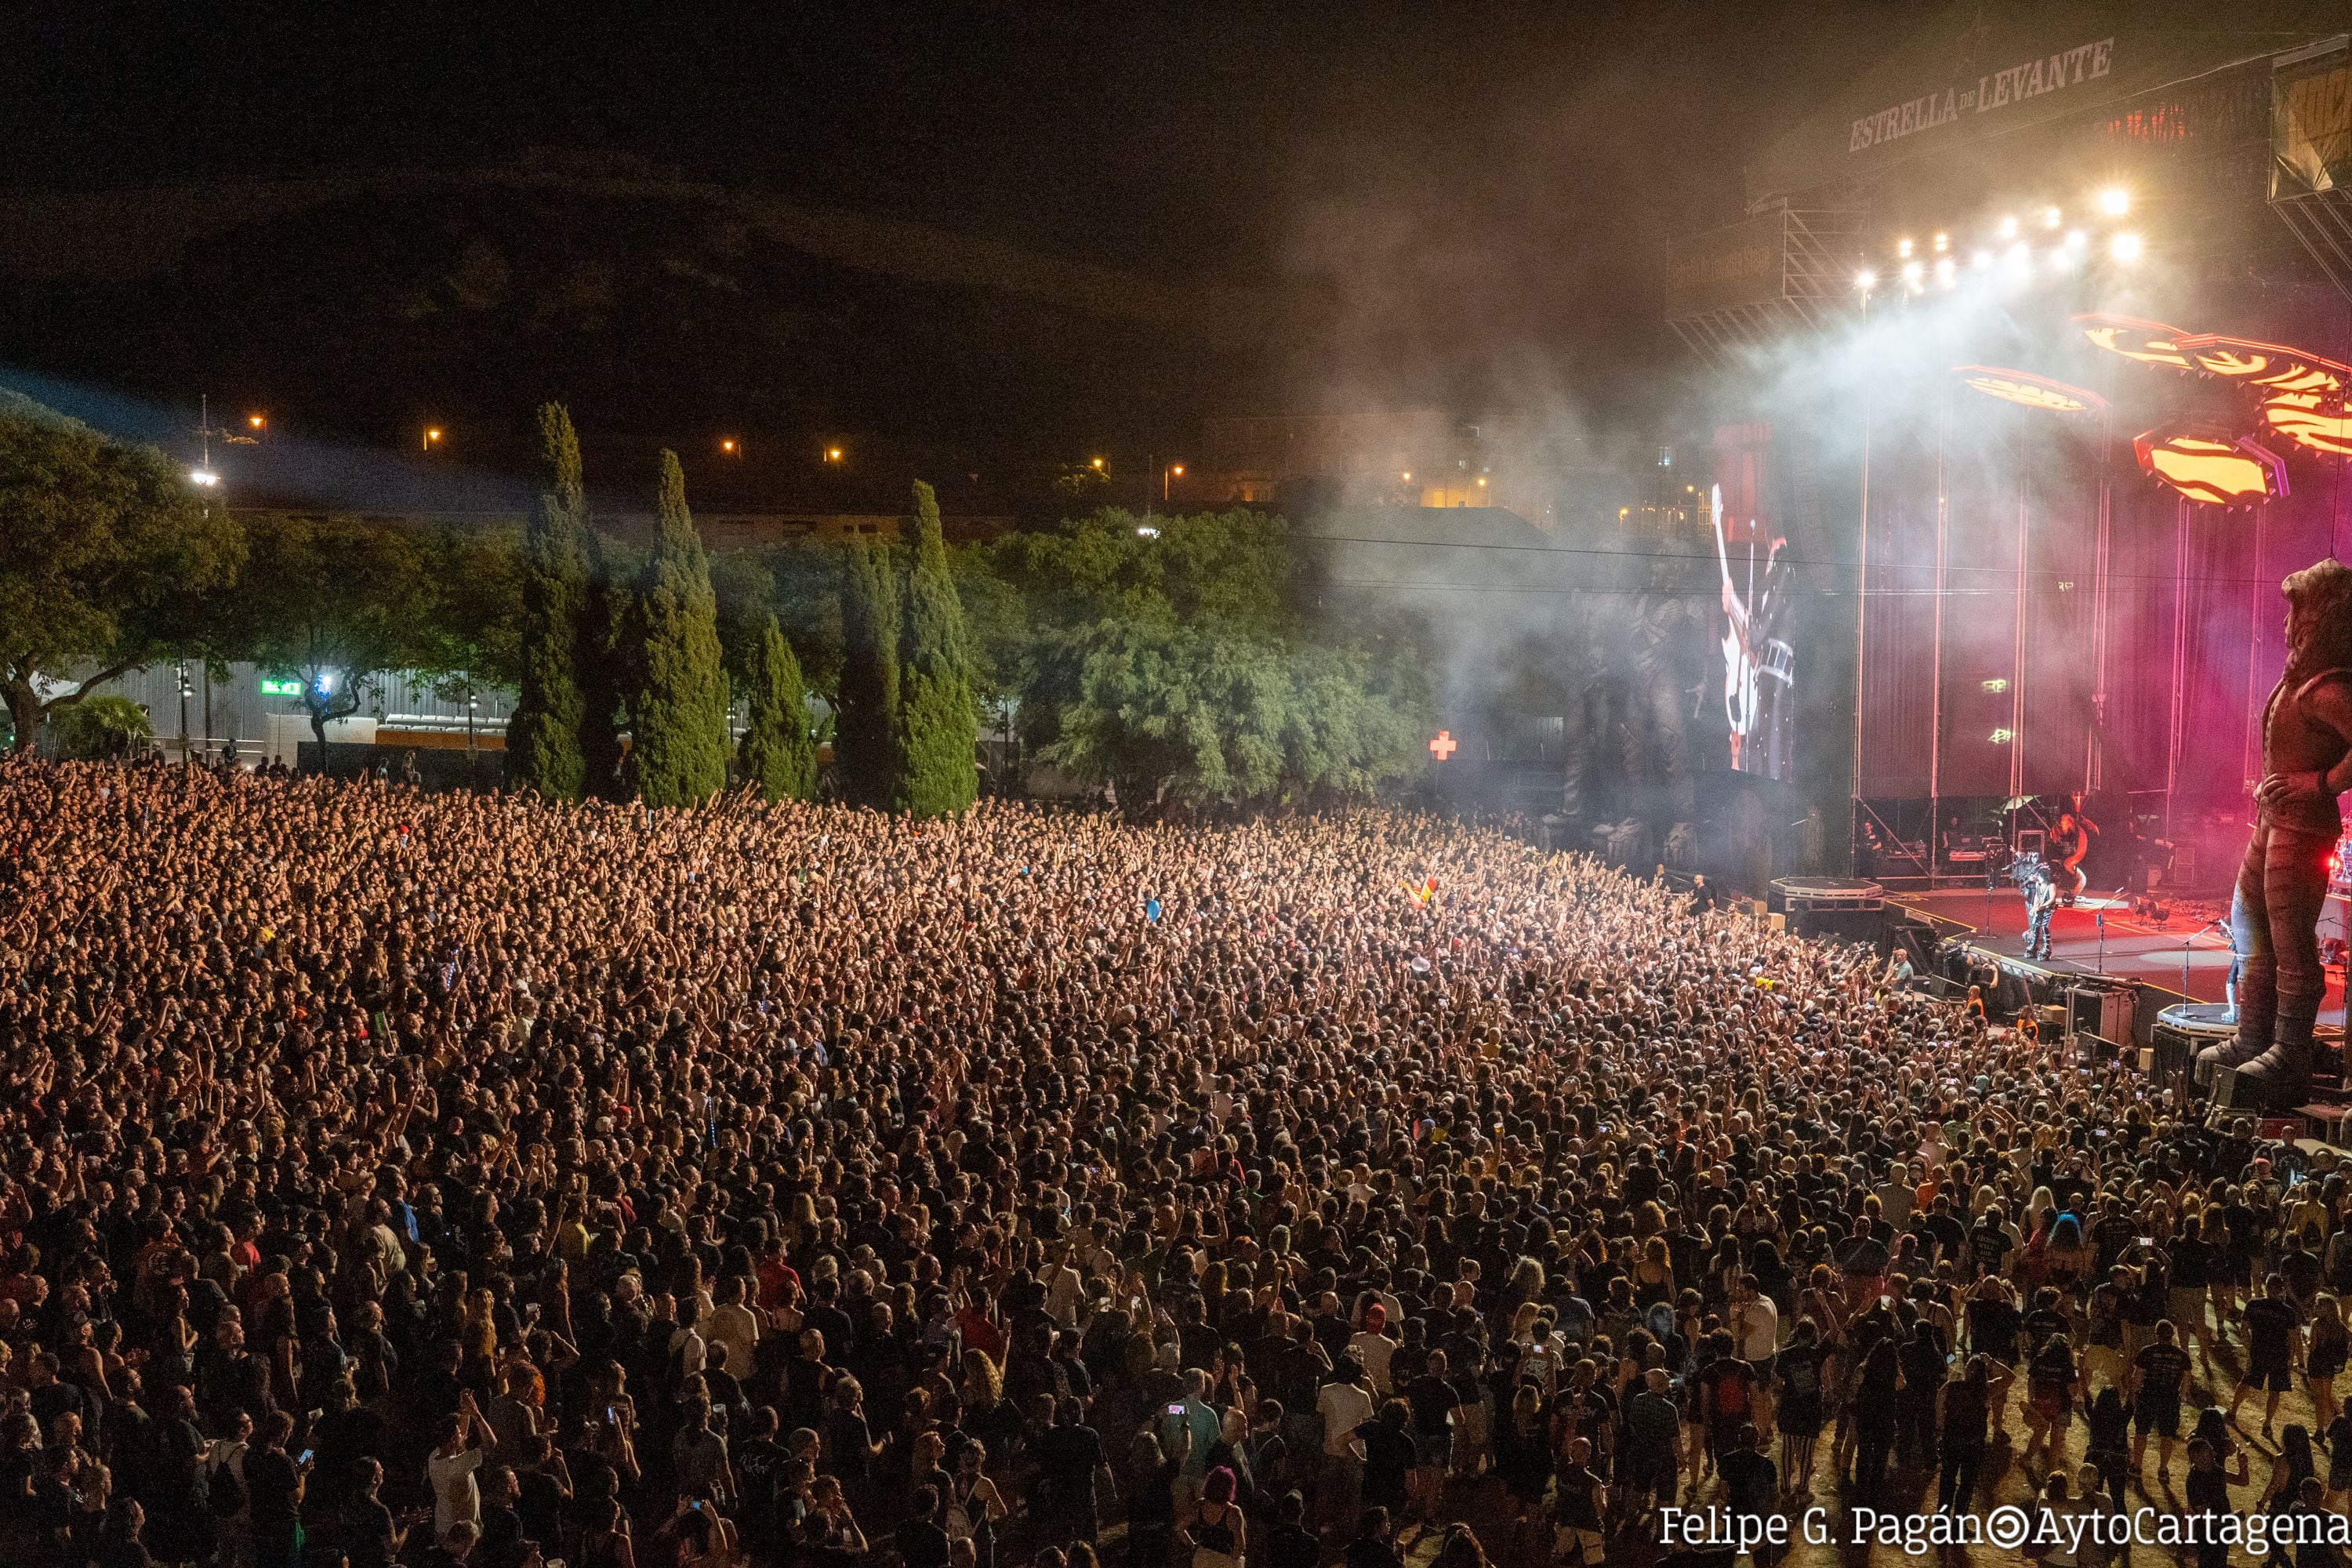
[423,426,443,452]
[1163,462,1184,502]
[825,445,843,463]
[720,437,740,456]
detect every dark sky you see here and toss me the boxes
[0,3,1914,480]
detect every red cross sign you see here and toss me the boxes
[1428,731,1457,760]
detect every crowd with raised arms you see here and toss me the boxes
[0,755,2339,1568]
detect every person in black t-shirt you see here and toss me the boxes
[343,1459,408,1568]
[896,1486,951,1568]
[2233,1274,2304,1440]
[245,1413,304,1568]
[1717,1425,1780,1566]
[1029,1395,1106,1547]
[1402,1350,1459,1520]
[2170,1217,2220,1370]
[2184,1436,2249,1568]
[2129,1319,2194,1480]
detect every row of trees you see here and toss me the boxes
[503,404,978,811]
[0,390,1428,811]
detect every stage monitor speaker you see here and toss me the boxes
[1771,878,1884,942]
[2215,1062,2274,1112]
[2158,1002,2237,1092]
[2064,984,2135,1048]
[1887,916,1941,971]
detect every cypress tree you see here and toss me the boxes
[627,450,731,807]
[739,613,817,800]
[576,528,633,800]
[898,479,979,816]
[834,533,905,810]
[506,402,591,800]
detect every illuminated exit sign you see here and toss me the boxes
[260,677,302,696]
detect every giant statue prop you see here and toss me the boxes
[2199,558,2352,1104]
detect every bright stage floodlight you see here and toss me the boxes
[2111,232,2143,264]
[1855,269,1876,291]
[2099,187,2130,216]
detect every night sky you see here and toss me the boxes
[0,3,1909,504]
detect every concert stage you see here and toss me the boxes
[1896,885,2349,1025]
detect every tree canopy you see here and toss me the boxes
[0,390,244,750]
[974,508,1426,808]
[626,451,731,807]
[223,512,439,760]
[507,401,592,799]
[833,534,905,811]
[898,481,979,817]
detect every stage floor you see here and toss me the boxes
[1894,886,2350,1025]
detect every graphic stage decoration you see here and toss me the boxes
[2131,429,2290,507]
[1954,365,2106,413]
[2074,313,2344,506]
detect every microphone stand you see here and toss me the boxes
[2094,885,2127,976]
[2182,916,2228,1000]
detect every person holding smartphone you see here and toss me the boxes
[245,1410,305,1568]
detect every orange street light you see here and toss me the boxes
[720,437,739,455]
[825,446,843,463]
[423,426,443,451]
[247,413,267,430]
[1091,456,1105,470]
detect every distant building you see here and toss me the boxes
[1178,409,1639,530]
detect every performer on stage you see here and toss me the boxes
[2051,804,2096,906]
[2023,859,2057,961]
[2199,559,2352,1103]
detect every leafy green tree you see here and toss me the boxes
[626,451,730,807]
[225,514,437,771]
[974,508,1427,808]
[0,390,244,750]
[739,613,816,800]
[412,525,524,778]
[50,695,154,760]
[507,402,592,799]
[898,481,979,816]
[834,534,905,809]
[710,550,779,688]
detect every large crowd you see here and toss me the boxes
[0,756,2342,1568]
